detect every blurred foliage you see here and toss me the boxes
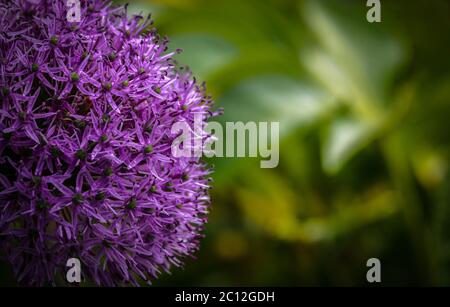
[2,0,450,286]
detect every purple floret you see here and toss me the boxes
[0,0,215,286]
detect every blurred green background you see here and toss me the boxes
[2,0,450,286]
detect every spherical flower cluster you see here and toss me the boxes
[0,0,215,286]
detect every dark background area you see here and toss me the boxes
[2,0,450,286]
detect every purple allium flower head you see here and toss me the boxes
[0,0,216,286]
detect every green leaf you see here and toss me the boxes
[301,0,408,173]
[210,75,336,183]
[127,1,164,17]
[219,75,337,136]
[302,0,406,115]
[170,34,238,80]
[153,0,300,50]
[321,117,378,174]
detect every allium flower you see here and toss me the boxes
[0,0,216,286]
